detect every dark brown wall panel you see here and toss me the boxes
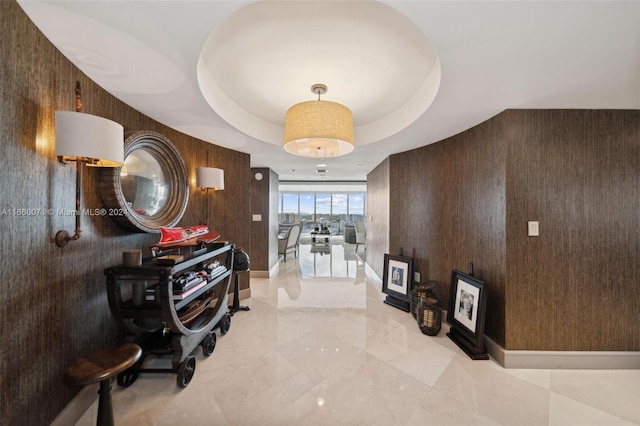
[379,108,639,352]
[1,2,250,424]
[505,109,640,350]
[389,118,507,345]
[188,137,251,294]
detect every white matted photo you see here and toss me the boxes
[453,278,479,333]
[387,259,409,295]
[446,269,489,352]
[382,254,414,311]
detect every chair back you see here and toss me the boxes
[354,220,366,234]
[287,223,301,248]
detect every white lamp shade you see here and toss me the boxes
[55,111,124,167]
[196,167,224,190]
[284,100,354,158]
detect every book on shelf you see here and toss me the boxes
[144,278,207,301]
[172,278,208,300]
[178,296,212,325]
[177,275,206,293]
[173,270,207,290]
[207,265,227,280]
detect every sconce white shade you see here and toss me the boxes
[55,111,124,166]
[284,99,354,158]
[196,167,224,190]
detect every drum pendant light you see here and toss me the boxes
[284,84,354,158]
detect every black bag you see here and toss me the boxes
[233,247,250,271]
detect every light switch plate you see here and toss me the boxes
[414,272,421,283]
[528,221,539,237]
[252,214,262,222]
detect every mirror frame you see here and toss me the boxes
[99,131,189,233]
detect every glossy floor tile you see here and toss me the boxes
[76,242,640,426]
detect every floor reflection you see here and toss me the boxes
[298,238,365,278]
[278,238,367,309]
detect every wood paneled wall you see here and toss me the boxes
[371,108,640,352]
[387,121,507,345]
[504,109,640,350]
[1,2,250,424]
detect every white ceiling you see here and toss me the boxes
[18,1,640,182]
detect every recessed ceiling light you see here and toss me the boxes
[290,169,296,172]
[357,164,365,168]
[317,163,327,167]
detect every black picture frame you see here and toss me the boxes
[446,269,489,360]
[382,254,413,312]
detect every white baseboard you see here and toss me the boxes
[365,262,381,285]
[232,287,251,300]
[485,337,640,369]
[250,261,280,278]
[367,264,639,369]
[241,287,251,299]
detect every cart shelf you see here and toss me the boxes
[105,242,234,387]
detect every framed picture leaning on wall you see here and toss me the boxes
[446,269,489,360]
[382,253,413,312]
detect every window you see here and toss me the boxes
[299,193,315,232]
[280,193,298,223]
[331,193,348,233]
[279,189,366,235]
[315,193,331,218]
[348,193,365,222]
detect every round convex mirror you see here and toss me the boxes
[99,131,189,233]
[121,149,168,216]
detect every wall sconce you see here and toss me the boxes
[196,167,224,226]
[196,167,224,191]
[54,82,124,247]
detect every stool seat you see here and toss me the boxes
[65,343,142,426]
[65,343,142,386]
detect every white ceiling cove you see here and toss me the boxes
[18,1,640,181]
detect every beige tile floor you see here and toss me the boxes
[77,242,640,426]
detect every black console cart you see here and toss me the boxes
[105,242,234,387]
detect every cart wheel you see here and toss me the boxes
[219,312,231,335]
[176,356,196,388]
[117,369,139,388]
[201,332,217,356]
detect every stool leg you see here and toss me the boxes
[97,377,114,426]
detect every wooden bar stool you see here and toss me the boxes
[64,343,142,426]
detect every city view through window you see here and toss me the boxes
[278,192,366,235]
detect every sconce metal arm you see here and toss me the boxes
[55,158,83,247]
